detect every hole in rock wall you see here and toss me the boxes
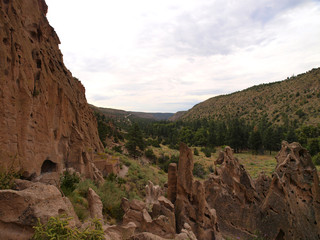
[41,159,57,174]
[275,229,285,240]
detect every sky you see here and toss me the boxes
[46,0,320,113]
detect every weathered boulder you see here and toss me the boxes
[174,143,222,240]
[175,223,197,240]
[104,222,137,240]
[0,0,103,179]
[0,181,79,240]
[257,141,320,240]
[122,194,176,239]
[87,187,103,220]
[129,232,168,240]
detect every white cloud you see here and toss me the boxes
[46,0,320,112]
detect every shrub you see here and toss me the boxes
[32,216,104,240]
[193,162,207,179]
[194,148,199,156]
[312,153,320,166]
[99,181,126,221]
[201,147,212,157]
[112,145,123,153]
[0,167,20,190]
[60,171,80,196]
[145,149,157,163]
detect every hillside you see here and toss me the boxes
[174,68,320,125]
[90,105,174,121]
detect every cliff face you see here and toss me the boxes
[0,0,103,178]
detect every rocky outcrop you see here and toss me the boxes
[257,141,320,240]
[172,143,222,240]
[167,163,177,204]
[87,187,103,220]
[205,142,320,240]
[0,0,103,179]
[145,181,163,208]
[122,195,176,239]
[205,146,259,239]
[0,180,79,240]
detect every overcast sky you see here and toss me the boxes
[46,0,320,113]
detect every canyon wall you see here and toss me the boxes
[0,0,103,178]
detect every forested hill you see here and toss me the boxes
[173,68,320,125]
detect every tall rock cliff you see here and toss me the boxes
[0,0,103,178]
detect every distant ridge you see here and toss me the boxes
[172,67,320,125]
[90,105,174,121]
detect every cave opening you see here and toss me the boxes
[41,159,57,174]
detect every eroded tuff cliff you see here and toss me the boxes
[0,0,103,178]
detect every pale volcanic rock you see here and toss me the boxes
[0,181,79,240]
[87,187,104,220]
[145,180,163,208]
[0,0,103,179]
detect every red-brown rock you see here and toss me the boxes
[175,143,222,240]
[167,163,177,204]
[0,0,103,180]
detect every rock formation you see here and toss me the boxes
[256,141,320,240]
[170,143,223,240]
[0,0,103,180]
[0,180,79,240]
[205,146,259,239]
[87,187,104,220]
[167,163,177,204]
[122,195,176,239]
[205,142,320,240]
[145,180,163,208]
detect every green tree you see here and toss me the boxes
[249,127,262,154]
[125,123,145,158]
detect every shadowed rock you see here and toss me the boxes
[175,143,222,240]
[206,142,320,240]
[205,146,259,239]
[257,141,320,239]
[167,163,177,204]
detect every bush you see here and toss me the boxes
[32,216,104,240]
[145,149,157,163]
[193,162,207,179]
[0,167,20,190]
[194,148,199,156]
[201,147,212,157]
[60,171,80,196]
[312,153,320,166]
[99,181,126,221]
[112,145,123,153]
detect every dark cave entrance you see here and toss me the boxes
[41,159,57,174]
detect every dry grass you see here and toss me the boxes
[151,145,320,179]
[235,152,277,179]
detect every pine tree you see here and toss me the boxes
[125,123,145,158]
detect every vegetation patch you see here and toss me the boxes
[32,216,104,240]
